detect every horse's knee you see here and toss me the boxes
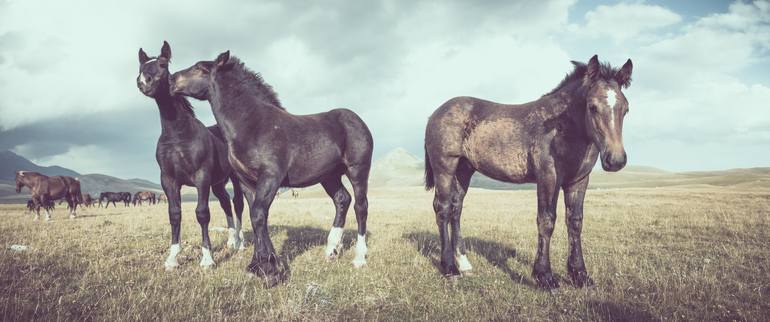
[335,188,352,208]
[537,211,557,235]
[169,207,182,225]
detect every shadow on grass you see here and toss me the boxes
[403,231,535,287]
[241,225,364,279]
[588,301,660,322]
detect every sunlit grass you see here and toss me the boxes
[1,186,768,321]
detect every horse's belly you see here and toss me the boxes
[463,119,532,183]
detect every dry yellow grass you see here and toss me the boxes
[1,186,769,321]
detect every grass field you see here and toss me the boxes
[1,186,769,321]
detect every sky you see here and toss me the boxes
[0,0,769,182]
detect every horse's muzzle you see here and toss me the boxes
[601,150,627,172]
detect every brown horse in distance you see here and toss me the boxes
[133,191,156,206]
[15,171,82,220]
[424,55,633,289]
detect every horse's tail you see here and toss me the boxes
[424,147,435,191]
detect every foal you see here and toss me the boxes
[425,55,633,289]
[170,51,373,286]
[137,42,245,269]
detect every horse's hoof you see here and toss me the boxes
[533,271,560,290]
[325,251,340,261]
[263,273,282,288]
[352,259,367,268]
[570,270,595,288]
[200,263,215,270]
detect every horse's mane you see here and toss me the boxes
[174,95,196,116]
[221,56,285,110]
[546,60,628,96]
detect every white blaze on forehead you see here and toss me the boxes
[606,88,618,108]
[139,72,147,86]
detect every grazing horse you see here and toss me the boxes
[424,55,633,289]
[158,193,168,204]
[170,50,373,286]
[137,42,245,270]
[82,193,95,207]
[99,192,128,208]
[132,191,156,206]
[15,171,82,220]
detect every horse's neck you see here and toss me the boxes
[155,95,200,139]
[541,83,589,137]
[210,82,279,131]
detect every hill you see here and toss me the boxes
[369,148,770,190]
[0,150,161,203]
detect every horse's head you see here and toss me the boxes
[137,41,172,97]
[582,55,633,172]
[15,171,26,193]
[169,51,232,100]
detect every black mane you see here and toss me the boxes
[546,60,628,96]
[174,95,196,116]
[221,56,285,110]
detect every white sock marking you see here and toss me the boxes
[164,243,181,270]
[352,234,368,268]
[44,210,51,221]
[200,247,215,267]
[456,253,473,272]
[325,227,344,257]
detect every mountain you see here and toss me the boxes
[369,148,424,187]
[369,148,770,190]
[0,150,80,181]
[0,150,161,203]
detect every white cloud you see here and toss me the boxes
[570,3,682,43]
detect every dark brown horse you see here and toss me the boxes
[82,193,95,207]
[15,171,82,220]
[170,51,373,286]
[424,55,633,289]
[138,42,245,270]
[132,191,156,206]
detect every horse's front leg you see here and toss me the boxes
[564,176,594,288]
[195,181,215,268]
[533,171,560,289]
[162,177,183,271]
[244,175,281,288]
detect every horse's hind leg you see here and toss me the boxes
[451,163,473,274]
[345,164,370,268]
[431,155,461,277]
[321,175,351,260]
[231,176,246,250]
[212,181,241,250]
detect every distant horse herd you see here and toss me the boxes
[15,171,167,220]
[15,40,633,290]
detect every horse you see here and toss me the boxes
[132,191,156,206]
[26,199,54,214]
[82,193,95,207]
[423,55,633,289]
[15,171,82,220]
[138,42,246,270]
[99,192,128,208]
[170,50,373,286]
[158,193,168,204]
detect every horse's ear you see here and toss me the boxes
[139,48,150,64]
[616,59,633,88]
[160,41,172,60]
[215,50,230,66]
[586,54,600,81]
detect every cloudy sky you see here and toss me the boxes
[1,0,769,181]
